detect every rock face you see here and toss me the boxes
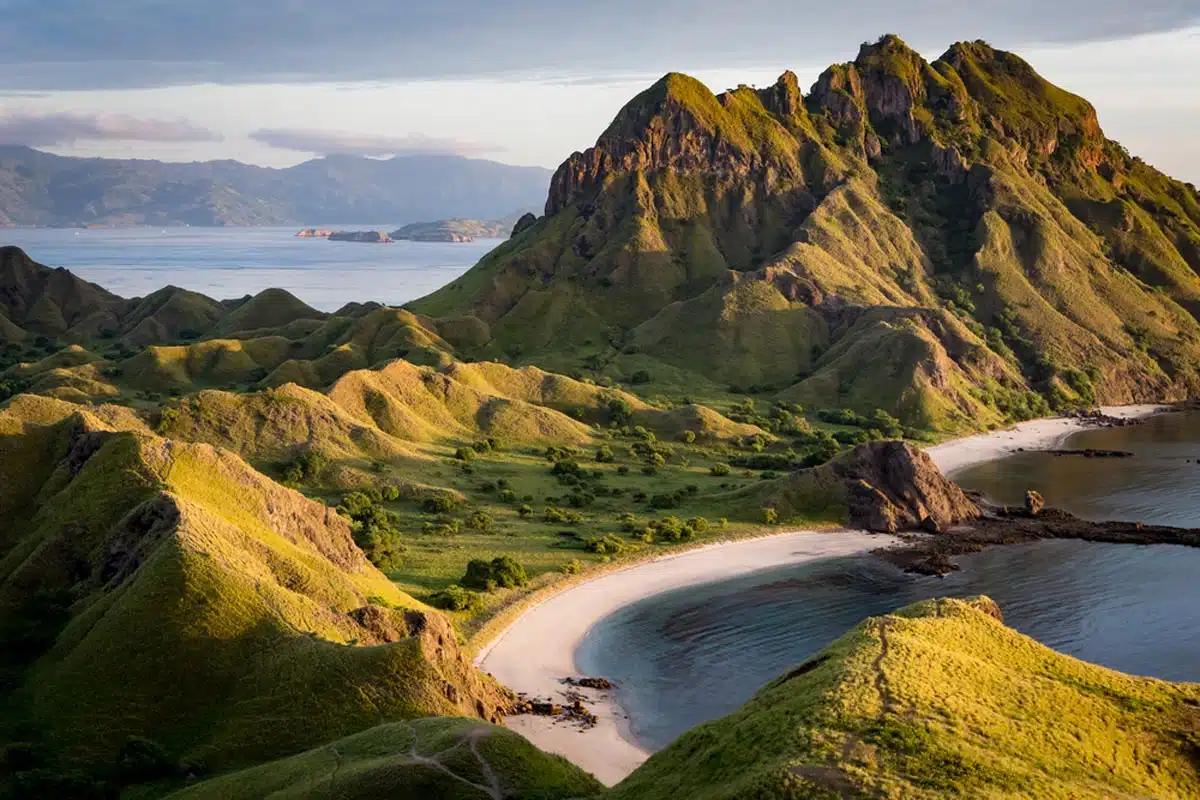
[329,230,393,243]
[511,212,538,237]
[832,441,982,533]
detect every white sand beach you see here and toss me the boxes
[924,404,1170,476]
[476,403,1171,786]
[475,530,898,785]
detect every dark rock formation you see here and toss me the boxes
[832,442,981,533]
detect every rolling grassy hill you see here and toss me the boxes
[0,401,513,796]
[609,596,1200,799]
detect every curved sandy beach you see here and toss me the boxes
[476,530,898,784]
[476,404,1170,785]
[925,404,1169,476]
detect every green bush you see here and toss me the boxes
[454,446,476,462]
[561,559,583,575]
[430,585,483,612]
[681,430,697,444]
[518,504,534,518]
[468,511,495,533]
[422,495,458,514]
[763,507,779,525]
[461,556,528,591]
[595,445,615,463]
[710,463,732,477]
[585,535,626,555]
[381,486,400,502]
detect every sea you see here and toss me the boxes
[578,411,1200,751]
[0,226,495,312]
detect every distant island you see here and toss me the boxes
[390,217,514,242]
[0,146,551,227]
[327,230,393,243]
[300,213,538,244]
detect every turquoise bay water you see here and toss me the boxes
[579,413,1200,751]
[0,227,495,312]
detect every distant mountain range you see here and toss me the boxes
[0,146,552,227]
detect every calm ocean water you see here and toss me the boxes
[0,227,495,312]
[579,412,1200,751]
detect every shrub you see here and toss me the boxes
[561,559,583,575]
[650,493,680,510]
[595,445,615,463]
[280,453,328,484]
[763,507,779,525]
[468,511,495,533]
[604,394,635,426]
[630,369,653,384]
[381,486,400,502]
[518,504,534,518]
[585,535,626,555]
[710,463,732,477]
[681,430,697,444]
[499,488,517,503]
[641,465,658,476]
[617,466,630,476]
[422,495,458,514]
[454,446,476,462]
[430,585,483,612]
[686,516,711,535]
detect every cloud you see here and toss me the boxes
[249,128,500,157]
[0,1,1194,89]
[0,110,221,146]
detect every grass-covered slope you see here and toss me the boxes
[0,402,512,792]
[409,35,1200,431]
[166,718,603,800]
[610,597,1200,799]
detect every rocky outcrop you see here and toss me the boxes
[295,228,333,237]
[1024,490,1045,516]
[510,212,538,237]
[832,441,981,533]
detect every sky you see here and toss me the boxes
[0,1,1196,182]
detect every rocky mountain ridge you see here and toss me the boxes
[413,35,1200,433]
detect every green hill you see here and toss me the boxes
[165,718,602,800]
[609,596,1200,799]
[411,36,1200,431]
[0,401,512,796]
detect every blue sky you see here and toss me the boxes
[0,1,1196,181]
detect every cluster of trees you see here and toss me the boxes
[461,556,528,592]
[335,489,406,571]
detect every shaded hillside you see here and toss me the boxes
[610,597,1200,799]
[411,36,1200,431]
[0,401,511,794]
[0,147,551,227]
[167,718,602,800]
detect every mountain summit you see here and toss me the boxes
[412,36,1200,433]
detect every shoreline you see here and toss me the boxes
[476,402,1176,785]
[476,530,898,785]
[923,404,1170,477]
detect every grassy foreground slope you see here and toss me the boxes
[167,718,602,800]
[0,400,512,794]
[610,597,1200,800]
